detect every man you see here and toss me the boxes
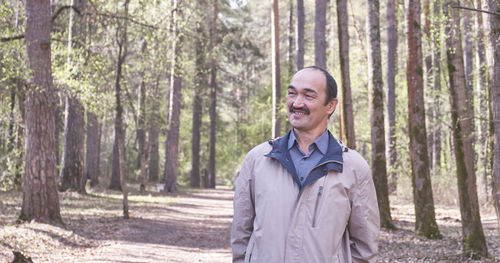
[231,66,380,263]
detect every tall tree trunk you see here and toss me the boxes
[483,0,500,235]
[85,111,100,187]
[444,1,488,257]
[19,0,62,224]
[295,0,304,71]
[314,0,327,69]
[59,96,85,193]
[423,0,434,170]
[163,0,183,193]
[272,0,281,138]
[406,0,441,239]
[191,23,205,188]
[59,0,86,194]
[337,0,356,149]
[14,79,25,190]
[148,78,160,182]
[463,0,475,130]
[475,0,489,200]
[137,39,148,194]
[208,0,218,189]
[366,0,394,229]
[385,0,397,192]
[431,0,442,175]
[114,0,130,219]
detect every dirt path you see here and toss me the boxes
[78,189,233,263]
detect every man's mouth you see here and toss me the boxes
[290,107,309,115]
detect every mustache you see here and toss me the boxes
[289,106,310,114]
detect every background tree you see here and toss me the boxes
[385,0,397,192]
[444,1,488,257]
[19,0,62,224]
[59,0,86,194]
[207,0,219,189]
[483,0,500,234]
[314,0,327,69]
[406,0,441,239]
[366,0,394,229]
[163,0,183,193]
[271,0,281,139]
[337,0,356,149]
[296,0,305,71]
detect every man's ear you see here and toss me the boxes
[327,98,338,115]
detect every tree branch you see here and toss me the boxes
[52,5,81,23]
[91,12,158,30]
[0,35,24,42]
[452,5,500,16]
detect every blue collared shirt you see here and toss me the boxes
[288,129,329,186]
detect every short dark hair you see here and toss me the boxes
[303,66,338,105]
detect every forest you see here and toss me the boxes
[0,0,500,261]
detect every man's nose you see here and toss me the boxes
[292,95,306,107]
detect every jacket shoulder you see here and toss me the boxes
[342,148,370,172]
[245,141,273,160]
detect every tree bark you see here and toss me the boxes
[148,78,160,183]
[366,0,394,229]
[272,0,281,139]
[337,0,356,149]
[314,0,327,69]
[163,0,183,193]
[431,0,442,174]
[385,0,397,192]
[475,0,489,200]
[208,0,218,189]
[19,0,62,224]
[287,0,294,77]
[191,22,205,188]
[85,111,100,187]
[407,0,441,239]
[296,0,305,71]
[445,1,488,257]
[137,40,148,194]
[483,0,500,235]
[59,96,85,193]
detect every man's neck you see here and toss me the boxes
[293,127,327,154]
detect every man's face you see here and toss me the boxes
[286,69,337,134]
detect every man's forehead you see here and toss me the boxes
[290,68,326,89]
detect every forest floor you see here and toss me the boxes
[0,185,499,263]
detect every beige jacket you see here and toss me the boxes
[231,132,380,263]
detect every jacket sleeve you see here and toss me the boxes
[348,156,380,263]
[231,153,256,263]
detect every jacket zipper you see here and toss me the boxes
[312,185,323,227]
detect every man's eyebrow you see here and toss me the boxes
[288,85,295,90]
[304,88,317,94]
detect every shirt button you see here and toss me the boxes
[300,177,304,181]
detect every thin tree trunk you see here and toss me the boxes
[137,40,148,194]
[314,0,327,69]
[272,0,281,139]
[85,111,100,187]
[148,77,160,182]
[423,0,434,170]
[296,0,304,71]
[475,0,489,200]
[337,0,356,149]
[463,0,475,131]
[208,0,218,189]
[483,0,500,235]
[191,23,205,188]
[19,0,62,224]
[163,0,183,193]
[431,0,442,175]
[407,0,441,239]
[366,0,394,229]
[385,0,397,192]
[445,1,488,257]
[14,79,25,190]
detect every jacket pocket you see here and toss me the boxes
[312,185,323,228]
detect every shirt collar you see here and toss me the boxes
[287,129,329,155]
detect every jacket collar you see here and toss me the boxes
[265,129,344,191]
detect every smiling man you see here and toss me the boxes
[231,66,380,263]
